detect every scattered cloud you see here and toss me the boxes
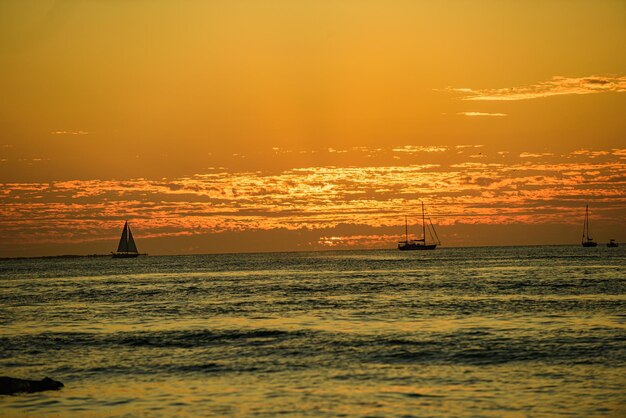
[457,112,507,117]
[51,130,89,135]
[520,152,554,158]
[445,75,626,101]
[392,145,448,153]
[1,147,625,249]
[317,234,398,248]
[613,149,626,158]
[571,149,610,159]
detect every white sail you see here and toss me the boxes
[116,222,129,252]
[127,226,138,253]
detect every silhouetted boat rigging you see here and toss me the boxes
[581,205,597,248]
[112,221,141,258]
[398,202,440,251]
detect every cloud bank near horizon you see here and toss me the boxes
[1,146,625,252]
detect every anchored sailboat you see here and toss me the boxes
[398,202,440,251]
[112,221,141,258]
[581,205,597,248]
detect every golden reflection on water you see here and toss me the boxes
[3,307,625,338]
[4,365,624,418]
[2,248,625,417]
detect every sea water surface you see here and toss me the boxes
[1,246,625,417]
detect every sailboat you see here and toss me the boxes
[398,202,440,251]
[581,205,597,247]
[112,221,141,258]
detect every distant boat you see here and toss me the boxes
[607,239,619,248]
[112,221,141,258]
[581,205,597,247]
[398,202,440,251]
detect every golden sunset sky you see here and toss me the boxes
[1,0,625,256]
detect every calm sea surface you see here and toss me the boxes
[1,246,625,417]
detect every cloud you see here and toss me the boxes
[520,152,554,158]
[457,112,507,117]
[570,149,610,159]
[1,148,625,247]
[392,145,448,153]
[51,130,89,135]
[445,75,626,101]
[317,234,400,248]
[613,149,626,158]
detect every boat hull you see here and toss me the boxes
[607,243,619,248]
[112,252,140,258]
[581,242,597,248]
[398,243,437,251]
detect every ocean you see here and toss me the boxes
[1,246,625,417]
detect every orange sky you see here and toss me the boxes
[1,1,625,256]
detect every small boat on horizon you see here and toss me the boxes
[112,221,142,258]
[398,202,441,251]
[607,239,619,248]
[581,204,597,248]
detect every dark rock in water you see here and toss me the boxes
[0,376,64,395]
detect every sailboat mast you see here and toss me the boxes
[421,201,426,242]
[582,206,587,241]
[587,205,591,241]
[405,215,408,243]
[585,206,588,240]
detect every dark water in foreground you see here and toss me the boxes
[1,246,625,417]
